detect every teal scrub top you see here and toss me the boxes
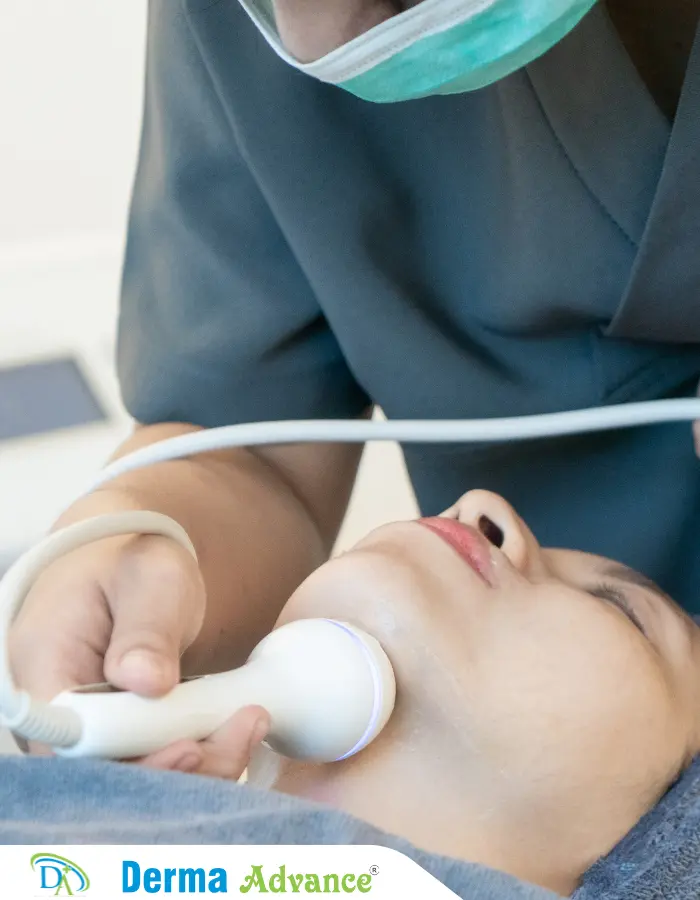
[118,1,700,611]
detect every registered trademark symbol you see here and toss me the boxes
[369,866,379,876]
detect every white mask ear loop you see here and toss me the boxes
[0,512,196,749]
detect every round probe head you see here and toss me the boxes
[247,618,396,764]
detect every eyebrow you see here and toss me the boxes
[599,561,676,610]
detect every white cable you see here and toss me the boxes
[81,399,700,497]
[3,396,700,748]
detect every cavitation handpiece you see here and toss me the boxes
[49,618,396,763]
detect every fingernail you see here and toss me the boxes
[251,715,270,747]
[119,650,169,685]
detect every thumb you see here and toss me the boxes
[103,536,205,697]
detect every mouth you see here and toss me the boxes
[417,517,495,586]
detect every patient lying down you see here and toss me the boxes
[159,490,700,897]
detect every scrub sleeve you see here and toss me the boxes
[118,2,370,428]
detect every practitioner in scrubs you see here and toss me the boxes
[10,1,700,765]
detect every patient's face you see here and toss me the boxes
[278,490,700,854]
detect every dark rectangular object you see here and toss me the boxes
[0,357,108,441]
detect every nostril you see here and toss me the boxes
[478,515,504,548]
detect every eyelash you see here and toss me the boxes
[588,583,648,637]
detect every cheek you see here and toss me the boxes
[463,610,684,790]
[276,548,482,722]
[277,552,432,642]
[278,536,472,644]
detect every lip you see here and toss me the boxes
[417,517,495,585]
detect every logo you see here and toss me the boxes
[30,853,90,895]
[239,864,375,893]
[121,861,375,894]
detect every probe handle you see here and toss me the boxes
[48,619,396,763]
[50,665,270,760]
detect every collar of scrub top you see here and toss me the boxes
[527,4,700,344]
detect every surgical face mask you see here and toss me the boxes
[237,0,597,103]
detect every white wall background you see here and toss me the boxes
[0,2,150,569]
[0,2,417,752]
[0,2,147,248]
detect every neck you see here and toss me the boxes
[266,730,582,897]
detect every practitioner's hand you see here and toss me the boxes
[137,705,271,781]
[8,526,206,754]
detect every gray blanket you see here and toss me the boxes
[2,755,700,899]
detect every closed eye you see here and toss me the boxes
[588,583,648,638]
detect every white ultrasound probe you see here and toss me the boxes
[1,399,700,762]
[53,616,396,763]
[0,510,396,763]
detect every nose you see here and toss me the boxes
[440,490,542,575]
